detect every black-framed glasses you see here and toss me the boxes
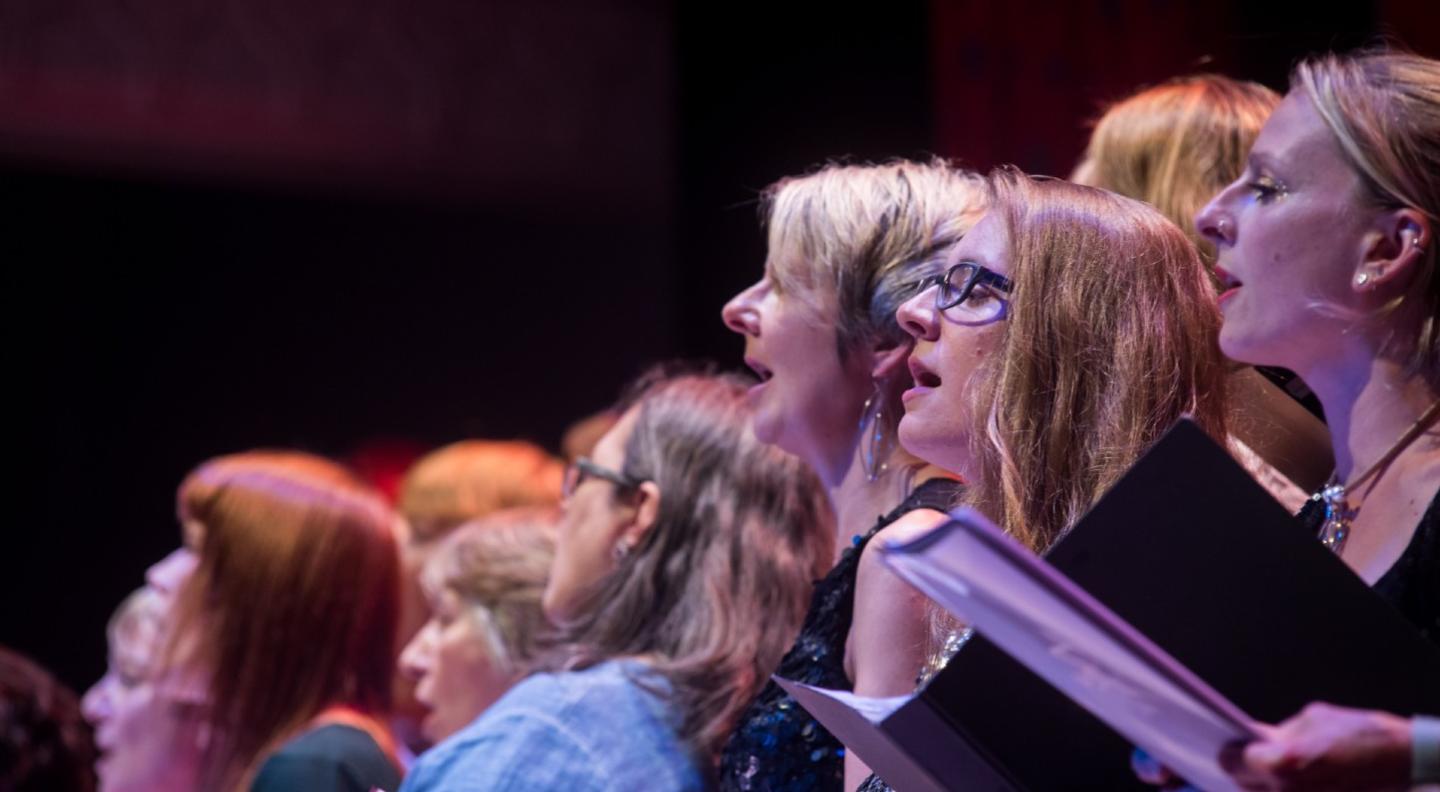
[908,261,1013,312]
[562,457,643,499]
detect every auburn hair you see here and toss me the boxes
[398,440,563,543]
[171,451,400,790]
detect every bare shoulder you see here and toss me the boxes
[870,507,950,549]
[846,507,948,693]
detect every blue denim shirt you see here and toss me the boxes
[400,659,706,792]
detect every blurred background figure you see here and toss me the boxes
[171,452,404,791]
[1072,73,1334,509]
[81,587,206,792]
[399,506,558,745]
[561,410,622,463]
[394,440,563,752]
[1,647,96,792]
[1072,74,1278,265]
[403,370,835,790]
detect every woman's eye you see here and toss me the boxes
[965,286,996,304]
[1248,175,1287,202]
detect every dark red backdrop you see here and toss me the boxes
[3,0,1433,693]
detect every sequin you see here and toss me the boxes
[716,480,964,792]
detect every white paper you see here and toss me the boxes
[880,508,1260,792]
[773,677,949,792]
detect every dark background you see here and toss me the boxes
[5,0,1436,693]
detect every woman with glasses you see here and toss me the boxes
[719,160,986,791]
[845,168,1228,792]
[401,370,834,791]
[894,167,1228,554]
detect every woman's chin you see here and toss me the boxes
[898,420,967,478]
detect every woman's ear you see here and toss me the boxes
[1354,208,1430,294]
[870,339,913,381]
[618,480,662,550]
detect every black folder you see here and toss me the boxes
[791,419,1440,791]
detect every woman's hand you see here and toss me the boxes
[1220,703,1412,792]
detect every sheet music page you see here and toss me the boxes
[881,508,1260,792]
[774,678,952,792]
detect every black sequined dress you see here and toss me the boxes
[717,478,962,792]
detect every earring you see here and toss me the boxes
[859,385,895,482]
[612,540,632,562]
[1356,272,1370,287]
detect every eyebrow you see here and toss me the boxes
[1247,150,1287,176]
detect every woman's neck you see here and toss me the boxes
[826,444,954,558]
[1301,354,1440,483]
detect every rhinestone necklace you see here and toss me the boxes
[1317,398,1440,554]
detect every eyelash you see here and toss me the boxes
[1247,175,1287,202]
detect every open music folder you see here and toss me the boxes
[777,419,1440,791]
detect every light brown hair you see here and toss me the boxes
[171,452,400,790]
[1293,50,1440,388]
[420,507,558,674]
[1074,74,1279,264]
[398,440,564,542]
[542,370,835,764]
[965,169,1229,553]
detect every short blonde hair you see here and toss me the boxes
[762,159,988,358]
[420,507,558,674]
[399,440,563,542]
[1293,50,1440,387]
[1074,74,1279,264]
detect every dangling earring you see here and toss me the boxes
[859,385,896,482]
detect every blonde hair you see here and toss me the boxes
[107,586,171,673]
[1074,74,1279,264]
[1293,50,1440,388]
[172,452,400,790]
[763,159,988,358]
[399,440,563,542]
[420,507,557,674]
[965,169,1229,553]
[543,370,835,764]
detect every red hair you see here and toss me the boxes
[171,451,400,789]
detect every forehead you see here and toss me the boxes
[1250,91,1344,173]
[951,210,1011,276]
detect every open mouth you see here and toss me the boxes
[1213,265,1243,308]
[1214,265,1243,292]
[909,358,942,389]
[744,356,774,383]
